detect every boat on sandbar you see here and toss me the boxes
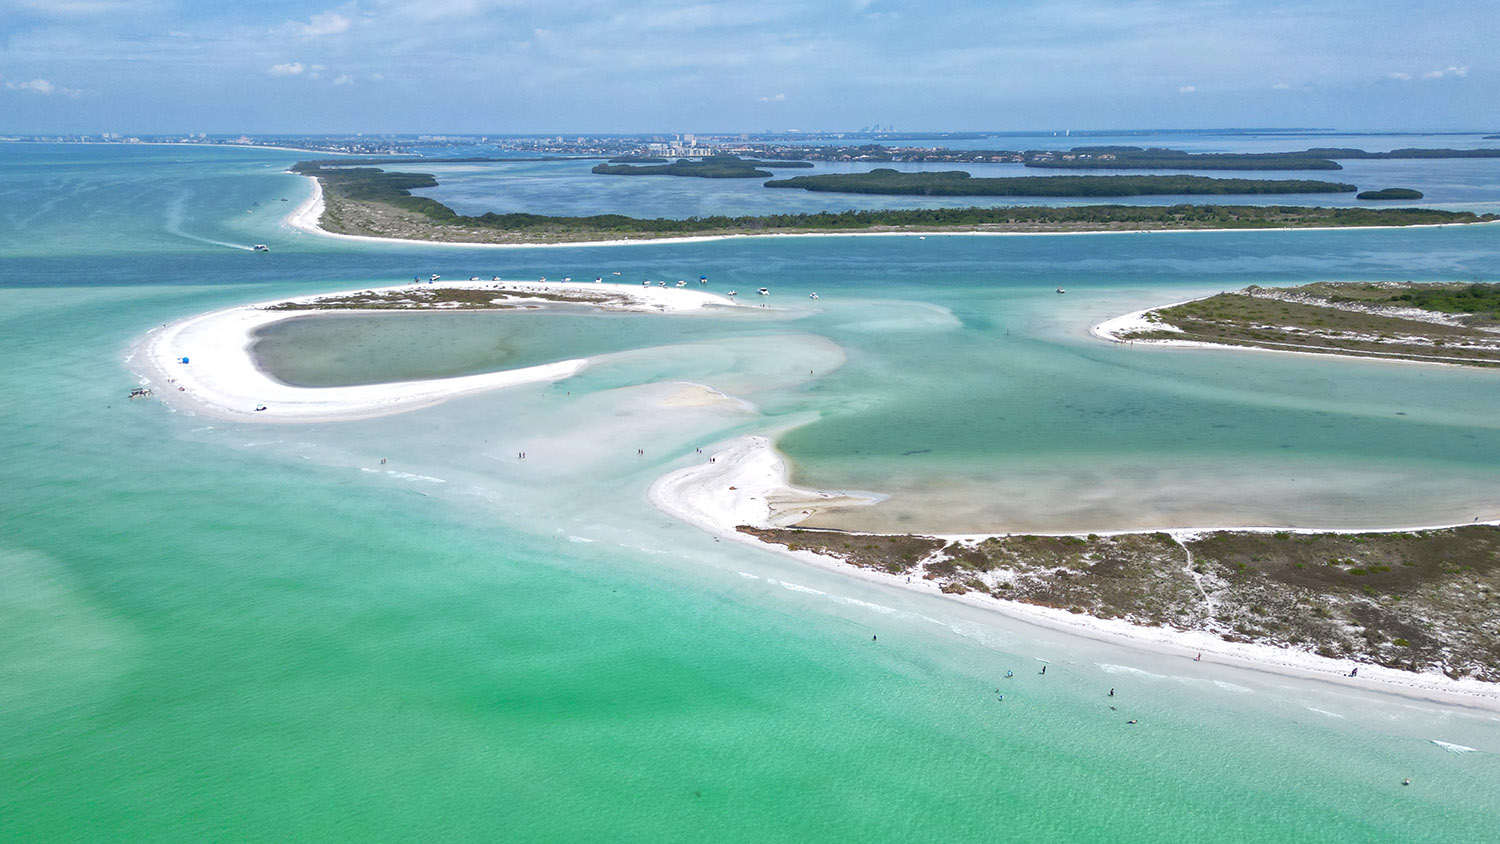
[757,287,769,296]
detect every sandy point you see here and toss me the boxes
[649,435,1500,710]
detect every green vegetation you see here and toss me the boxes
[764,169,1357,196]
[1384,282,1500,315]
[292,162,1496,245]
[266,285,639,311]
[1028,146,1500,171]
[1114,282,1500,367]
[1357,188,1425,200]
[1027,147,1345,171]
[1306,147,1500,160]
[591,155,813,178]
[742,525,1500,680]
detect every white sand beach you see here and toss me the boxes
[133,279,741,423]
[649,435,1500,710]
[1090,296,1499,369]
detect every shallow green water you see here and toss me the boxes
[252,308,767,387]
[3,143,1499,843]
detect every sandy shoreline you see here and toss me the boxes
[277,184,1499,704]
[1091,296,1500,370]
[131,278,740,423]
[284,172,1500,250]
[648,435,1500,709]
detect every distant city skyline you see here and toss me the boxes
[0,0,1492,134]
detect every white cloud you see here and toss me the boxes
[757,92,786,102]
[333,74,354,85]
[1178,85,1196,94]
[268,62,305,76]
[1423,65,1467,79]
[1272,82,1291,90]
[287,11,351,37]
[3,77,82,96]
[8,77,54,94]
[1391,66,1467,82]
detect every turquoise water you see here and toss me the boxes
[3,142,1500,842]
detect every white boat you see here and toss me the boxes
[595,277,603,283]
[1056,287,1066,294]
[252,244,269,252]
[699,276,707,284]
[727,290,737,296]
[469,276,480,281]
[429,274,440,282]
[563,277,571,282]
[643,279,652,286]
[676,280,687,287]
[757,287,769,296]
[809,292,819,300]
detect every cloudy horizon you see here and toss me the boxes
[0,0,1493,134]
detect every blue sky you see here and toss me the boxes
[0,0,1493,134]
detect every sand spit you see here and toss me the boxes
[650,435,1500,710]
[133,279,741,423]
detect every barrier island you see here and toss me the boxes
[741,524,1500,681]
[1096,281,1500,367]
[1023,146,1500,170]
[592,156,814,178]
[291,162,1496,244]
[763,169,1358,196]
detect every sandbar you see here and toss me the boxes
[132,279,740,423]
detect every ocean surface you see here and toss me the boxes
[3,139,1500,842]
